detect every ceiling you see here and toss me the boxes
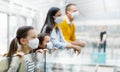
[1,0,120,20]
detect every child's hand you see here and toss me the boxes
[36,49,44,53]
[14,51,24,58]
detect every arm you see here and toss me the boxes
[50,29,67,49]
[101,34,107,43]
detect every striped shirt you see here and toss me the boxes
[24,54,36,72]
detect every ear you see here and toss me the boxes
[20,38,28,45]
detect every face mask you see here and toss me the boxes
[28,38,39,49]
[46,42,53,49]
[71,11,79,19]
[54,16,63,23]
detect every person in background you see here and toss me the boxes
[58,3,85,48]
[97,26,107,52]
[41,7,81,54]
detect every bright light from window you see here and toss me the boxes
[0,13,7,55]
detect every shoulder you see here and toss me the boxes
[104,31,107,34]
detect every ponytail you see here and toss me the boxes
[7,38,18,57]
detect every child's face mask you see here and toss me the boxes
[28,38,39,49]
[46,42,53,49]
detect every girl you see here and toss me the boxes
[7,26,39,72]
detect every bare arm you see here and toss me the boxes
[101,34,107,43]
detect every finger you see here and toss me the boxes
[37,50,43,53]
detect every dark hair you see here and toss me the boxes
[7,26,34,57]
[38,33,49,45]
[40,7,60,35]
[65,3,76,14]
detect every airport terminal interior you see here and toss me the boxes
[0,0,120,72]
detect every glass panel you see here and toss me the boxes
[26,18,33,26]
[9,15,26,44]
[0,13,8,55]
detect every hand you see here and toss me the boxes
[14,51,24,58]
[53,48,58,51]
[36,49,44,53]
[36,49,49,53]
[43,49,49,52]
[74,46,81,55]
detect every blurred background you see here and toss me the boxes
[0,0,120,72]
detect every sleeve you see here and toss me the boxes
[50,29,67,49]
[59,28,67,42]
[59,21,71,42]
[70,24,76,41]
[7,57,22,72]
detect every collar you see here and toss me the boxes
[65,15,74,25]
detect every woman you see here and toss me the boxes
[41,7,81,54]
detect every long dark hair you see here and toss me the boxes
[7,26,34,57]
[41,7,60,35]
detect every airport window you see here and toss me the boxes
[9,15,18,44]
[26,18,33,26]
[9,15,26,44]
[0,13,8,55]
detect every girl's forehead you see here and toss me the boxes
[27,29,37,36]
[44,36,50,40]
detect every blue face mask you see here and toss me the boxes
[54,16,63,23]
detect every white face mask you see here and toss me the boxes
[28,38,39,49]
[54,16,63,23]
[46,42,53,49]
[71,11,79,19]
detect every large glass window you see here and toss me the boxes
[9,15,26,45]
[0,13,8,55]
[9,15,18,44]
[26,18,33,26]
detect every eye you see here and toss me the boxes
[46,41,50,42]
[32,36,36,39]
[32,35,37,39]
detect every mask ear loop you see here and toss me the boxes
[53,16,55,18]
[17,41,21,51]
